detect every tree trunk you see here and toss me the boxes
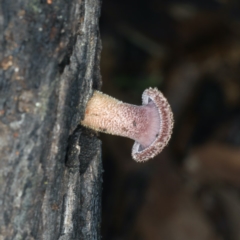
[0,0,102,239]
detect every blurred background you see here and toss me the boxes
[99,0,240,239]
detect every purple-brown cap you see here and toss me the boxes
[132,88,174,162]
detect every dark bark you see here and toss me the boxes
[0,0,102,239]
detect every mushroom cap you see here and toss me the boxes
[131,88,174,162]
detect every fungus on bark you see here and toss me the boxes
[81,88,174,162]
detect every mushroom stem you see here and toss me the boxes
[82,91,160,148]
[81,88,174,162]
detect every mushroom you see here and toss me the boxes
[81,88,174,162]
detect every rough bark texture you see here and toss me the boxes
[0,0,102,239]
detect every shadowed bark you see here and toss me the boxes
[0,0,102,239]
